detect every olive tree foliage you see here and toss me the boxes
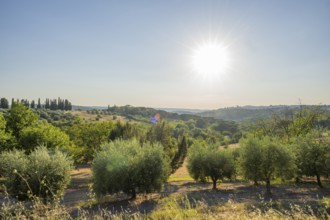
[187,142,235,190]
[0,146,73,202]
[239,136,296,195]
[19,121,71,152]
[92,139,170,199]
[293,129,330,188]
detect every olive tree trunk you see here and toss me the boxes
[316,174,323,188]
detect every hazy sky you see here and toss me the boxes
[1,0,329,109]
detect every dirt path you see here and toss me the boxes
[62,166,92,208]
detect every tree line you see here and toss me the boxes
[0,97,72,110]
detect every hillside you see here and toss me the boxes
[199,105,330,122]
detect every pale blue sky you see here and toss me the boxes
[1,0,329,109]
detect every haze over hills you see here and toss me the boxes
[71,104,330,123]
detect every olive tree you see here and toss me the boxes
[239,136,296,195]
[0,146,73,202]
[187,142,235,190]
[239,136,263,185]
[92,139,170,199]
[294,129,330,188]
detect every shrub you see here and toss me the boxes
[92,139,170,199]
[0,146,73,202]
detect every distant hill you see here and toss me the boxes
[106,105,203,122]
[72,104,330,123]
[72,105,108,111]
[156,108,207,115]
[198,105,330,122]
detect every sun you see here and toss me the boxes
[191,41,229,79]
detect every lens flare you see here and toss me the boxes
[151,113,161,124]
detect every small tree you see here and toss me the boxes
[294,129,330,188]
[239,136,296,195]
[19,122,72,152]
[6,103,38,139]
[0,146,73,202]
[0,113,17,152]
[187,142,235,190]
[92,139,170,199]
[65,121,114,162]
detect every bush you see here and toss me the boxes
[92,139,170,199]
[0,146,73,202]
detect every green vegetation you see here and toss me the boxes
[5,103,38,139]
[199,105,330,123]
[187,142,235,189]
[64,120,114,163]
[19,121,71,152]
[7,97,73,110]
[0,98,9,109]
[0,113,16,151]
[0,102,329,219]
[239,136,296,195]
[92,139,170,199]
[294,129,330,188]
[0,146,73,201]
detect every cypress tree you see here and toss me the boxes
[0,98,9,109]
[11,98,16,108]
[37,98,42,109]
[45,99,50,109]
[30,100,35,109]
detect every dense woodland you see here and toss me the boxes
[0,99,329,218]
